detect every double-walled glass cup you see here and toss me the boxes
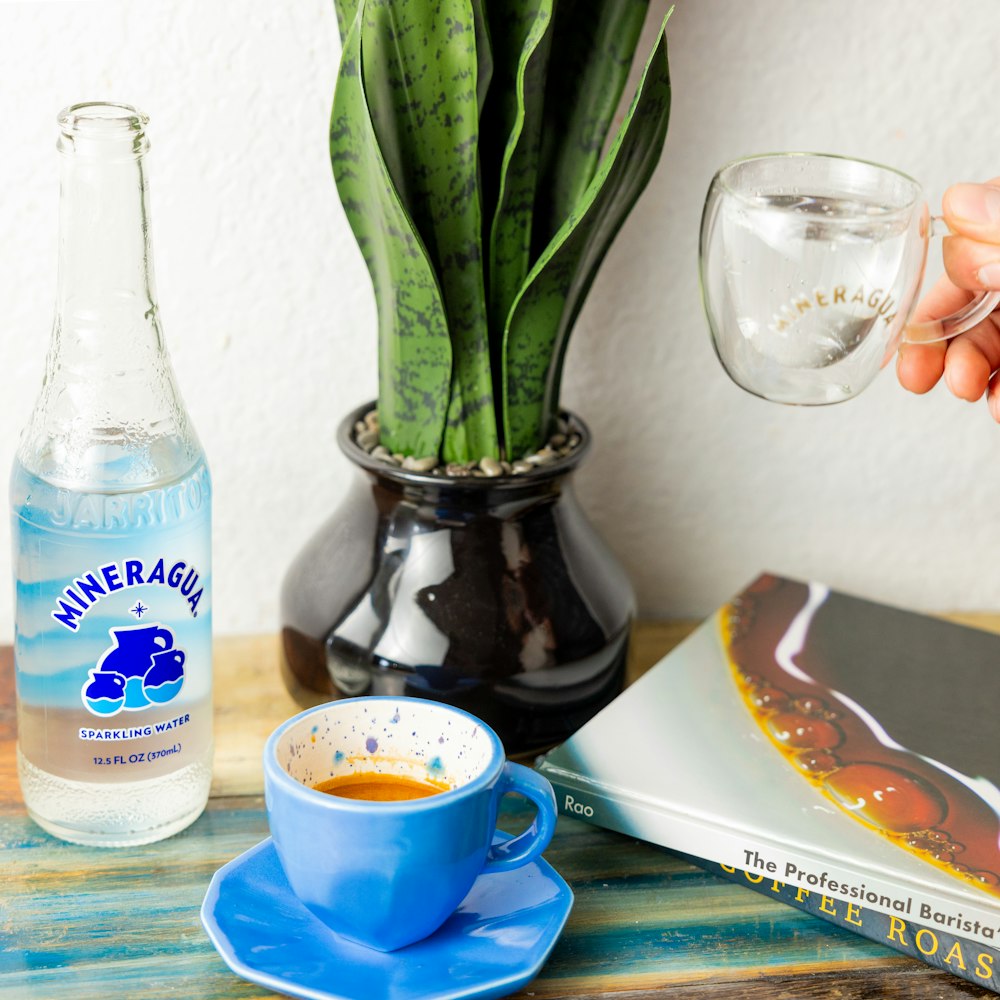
[699,153,1000,405]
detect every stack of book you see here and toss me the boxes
[538,574,1000,992]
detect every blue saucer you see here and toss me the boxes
[201,835,573,1000]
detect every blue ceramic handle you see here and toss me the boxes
[482,762,557,874]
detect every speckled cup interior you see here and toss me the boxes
[274,698,499,792]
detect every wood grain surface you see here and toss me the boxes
[2,619,999,1000]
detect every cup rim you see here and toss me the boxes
[712,151,923,212]
[263,696,506,813]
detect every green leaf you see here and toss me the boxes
[361,0,498,463]
[330,3,452,457]
[531,0,650,260]
[471,0,493,115]
[333,0,360,45]
[482,0,555,381]
[502,9,673,457]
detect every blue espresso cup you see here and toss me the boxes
[263,696,558,952]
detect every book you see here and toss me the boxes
[537,573,1000,992]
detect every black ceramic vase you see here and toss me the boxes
[280,402,635,753]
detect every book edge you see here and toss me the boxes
[539,761,1000,949]
[687,853,1000,994]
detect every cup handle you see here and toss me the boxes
[482,762,557,874]
[904,216,1000,343]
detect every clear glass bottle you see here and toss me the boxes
[9,103,213,846]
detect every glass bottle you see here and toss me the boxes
[9,103,213,846]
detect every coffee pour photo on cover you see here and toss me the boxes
[9,103,212,847]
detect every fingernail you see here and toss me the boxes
[977,262,1000,287]
[946,184,1000,225]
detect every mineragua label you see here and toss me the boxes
[12,460,212,780]
[52,556,205,632]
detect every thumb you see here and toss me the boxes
[942,180,1000,244]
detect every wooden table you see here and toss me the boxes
[3,621,997,1000]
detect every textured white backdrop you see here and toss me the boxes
[2,0,1000,641]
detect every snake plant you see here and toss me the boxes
[330,0,673,464]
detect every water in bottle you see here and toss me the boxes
[10,103,213,846]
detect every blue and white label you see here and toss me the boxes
[11,457,213,781]
[82,623,186,716]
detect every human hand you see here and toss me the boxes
[896,180,1000,419]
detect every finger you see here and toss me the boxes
[942,235,1000,291]
[900,272,1000,394]
[899,275,959,388]
[910,270,973,324]
[941,315,1000,401]
[942,180,1000,244]
[987,369,1000,422]
[896,339,947,394]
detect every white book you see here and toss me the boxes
[537,574,1000,990]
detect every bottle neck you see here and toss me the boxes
[54,105,160,358]
[18,104,198,489]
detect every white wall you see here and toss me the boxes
[2,0,999,642]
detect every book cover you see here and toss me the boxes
[537,573,1000,991]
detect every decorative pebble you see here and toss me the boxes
[522,447,557,466]
[354,416,584,478]
[357,429,379,452]
[402,455,439,473]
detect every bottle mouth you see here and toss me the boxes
[57,102,149,154]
